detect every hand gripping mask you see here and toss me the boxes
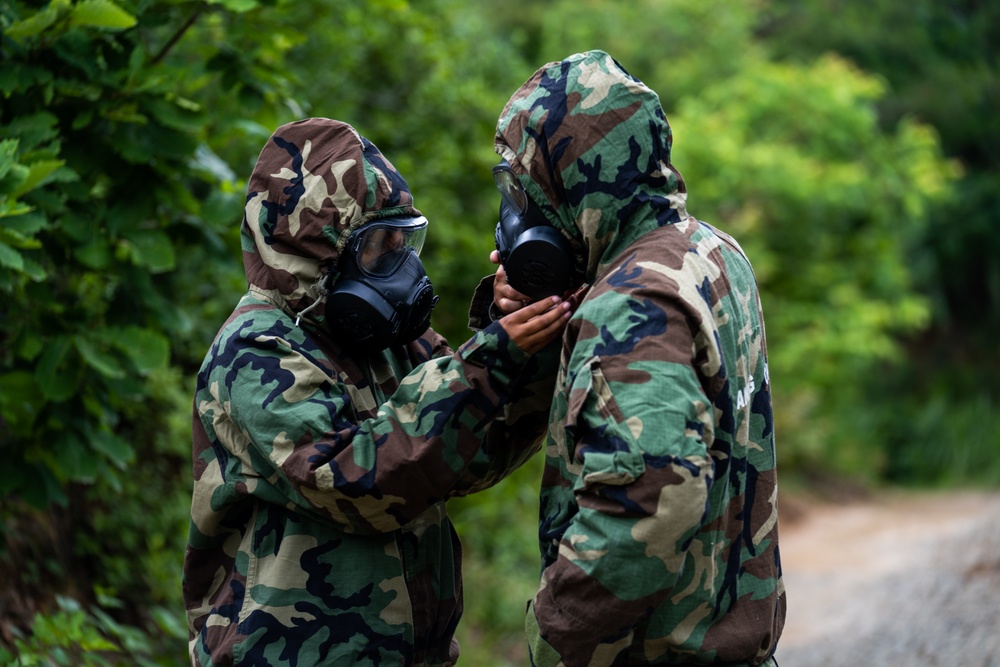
[493,160,575,299]
[325,216,440,352]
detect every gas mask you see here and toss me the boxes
[325,215,439,352]
[493,159,576,299]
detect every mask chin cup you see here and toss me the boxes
[324,280,400,352]
[504,225,575,299]
[325,250,439,352]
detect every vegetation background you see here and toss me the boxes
[1,0,996,664]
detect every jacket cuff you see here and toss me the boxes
[468,274,499,331]
[458,319,528,384]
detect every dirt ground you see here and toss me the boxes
[774,488,1000,667]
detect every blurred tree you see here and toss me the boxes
[760,0,1000,338]
[757,0,1000,485]
[488,0,765,109]
[0,0,300,661]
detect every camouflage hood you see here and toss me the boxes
[495,50,689,284]
[241,117,421,323]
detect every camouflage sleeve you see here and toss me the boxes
[450,275,558,493]
[468,273,504,331]
[528,288,714,664]
[451,340,559,495]
[198,307,536,535]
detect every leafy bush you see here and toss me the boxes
[0,0,292,658]
[0,594,185,666]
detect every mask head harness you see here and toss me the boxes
[493,159,575,299]
[325,215,439,352]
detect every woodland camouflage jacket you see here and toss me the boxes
[495,51,785,666]
[182,118,556,666]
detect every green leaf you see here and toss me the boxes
[36,336,79,401]
[0,461,65,508]
[0,225,42,250]
[20,256,47,282]
[70,0,137,30]
[102,102,148,125]
[90,429,135,467]
[106,325,170,372]
[143,96,204,133]
[0,200,34,219]
[191,144,237,183]
[74,238,113,269]
[1,211,49,235]
[3,0,69,40]
[124,229,176,273]
[0,371,43,433]
[74,335,126,379]
[0,164,29,195]
[48,432,100,483]
[19,335,45,362]
[207,0,261,13]
[11,159,66,199]
[150,606,189,640]
[0,139,19,180]
[4,112,60,152]
[72,108,95,129]
[0,241,24,271]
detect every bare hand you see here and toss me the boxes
[498,296,572,355]
[490,249,533,315]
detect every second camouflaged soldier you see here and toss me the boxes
[492,51,786,666]
[182,118,571,666]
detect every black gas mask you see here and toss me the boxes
[325,216,439,352]
[493,159,575,299]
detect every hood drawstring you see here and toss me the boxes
[294,274,332,328]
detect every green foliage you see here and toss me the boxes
[2,0,239,505]
[490,0,764,109]
[760,0,1000,329]
[757,0,1000,484]
[0,0,293,658]
[834,337,1000,489]
[451,456,543,666]
[0,594,185,666]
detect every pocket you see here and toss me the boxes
[564,356,645,487]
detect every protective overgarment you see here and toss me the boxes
[183,118,557,666]
[495,51,785,666]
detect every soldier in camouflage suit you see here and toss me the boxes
[492,51,785,666]
[182,118,571,666]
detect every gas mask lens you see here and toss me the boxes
[352,216,428,277]
[492,161,528,215]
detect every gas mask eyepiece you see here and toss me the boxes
[325,215,439,352]
[492,160,575,299]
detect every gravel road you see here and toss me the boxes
[774,489,1000,667]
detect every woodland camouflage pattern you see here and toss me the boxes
[183,118,557,666]
[495,51,785,666]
